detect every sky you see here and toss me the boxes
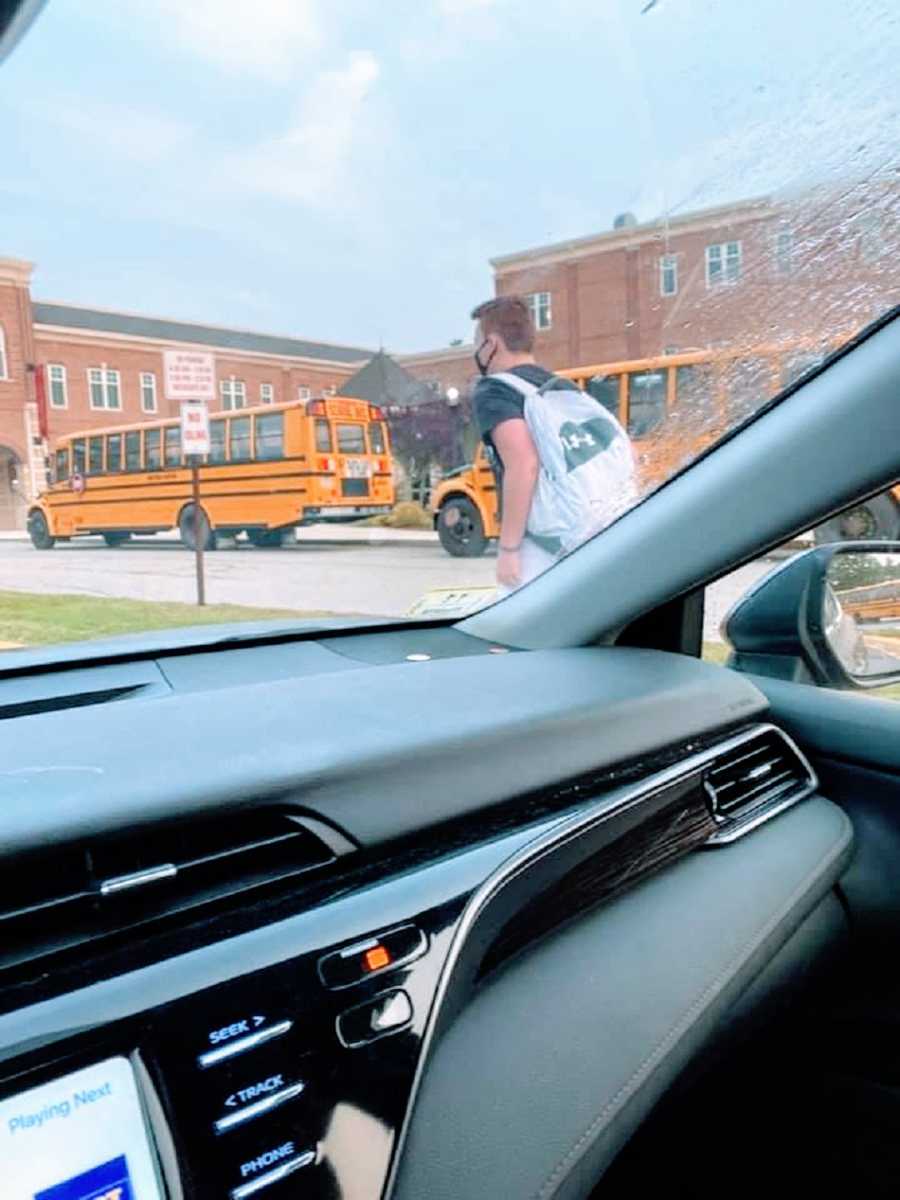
[0,0,895,352]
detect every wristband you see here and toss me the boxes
[499,542,522,552]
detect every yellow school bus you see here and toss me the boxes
[432,337,900,556]
[28,396,394,549]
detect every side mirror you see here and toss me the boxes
[723,542,900,690]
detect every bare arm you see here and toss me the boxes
[492,418,539,586]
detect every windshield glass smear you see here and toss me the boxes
[0,0,897,650]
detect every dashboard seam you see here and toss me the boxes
[532,805,853,1199]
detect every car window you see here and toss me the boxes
[0,1,896,649]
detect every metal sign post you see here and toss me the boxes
[188,454,205,606]
[165,350,216,608]
[180,402,212,607]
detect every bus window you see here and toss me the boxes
[627,370,666,437]
[107,433,122,473]
[126,431,142,471]
[164,427,181,467]
[315,419,332,452]
[145,428,161,470]
[255,412,284,461]
[369,421,387,454]
[230,416,251,462]
[209,419,226,464]
[88,436,104,475]
[55,447,69,481]
[723,356,772,422]
[72,438,86,475]
[337,423,366,454]
[586,374,621,418]
[674,364,717,425]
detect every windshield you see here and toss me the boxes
[0,1,896,648]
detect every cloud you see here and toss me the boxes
[28,97,191,165]
[151,0,323,79]
[225,51,381,208]
[437,0,502,12]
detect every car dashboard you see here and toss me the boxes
[0,628,854,1199]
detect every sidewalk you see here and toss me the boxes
[0,525,439,546]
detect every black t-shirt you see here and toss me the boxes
[473,365,577,482]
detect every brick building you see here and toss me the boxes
[403,179,900,393]
[1,180,896,527]
[0,262,373,528]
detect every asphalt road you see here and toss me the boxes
[0,534,772,639]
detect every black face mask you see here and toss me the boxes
[474,338,497,377]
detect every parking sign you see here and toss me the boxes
[180,402,210,457]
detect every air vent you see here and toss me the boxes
[703,726,817,845]
[0,812,346,979]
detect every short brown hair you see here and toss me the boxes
[471,295,535,353]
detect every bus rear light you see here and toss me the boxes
[369,405,386,421]
[308,399,326,416]
[317,456,336,472]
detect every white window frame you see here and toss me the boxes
[297,386,311,402]
[220,376,247,411]
[705,240,742,287]
[323,385,337,396]
[659,254,678,297]
[775,228,793,275]
[87,364,122,410]
[0,326,7,380]
[526,291,552,330]
[260,382,274,404]
[48,363,68,409]
[140,371,158,413]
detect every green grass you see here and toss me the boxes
[0,591,332,649]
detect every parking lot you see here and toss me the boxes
[0,531,773,640]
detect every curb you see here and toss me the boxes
[0,529,439,548]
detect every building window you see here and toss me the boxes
[659,255,678,297]
[705,241,742,286]
[48,364,68,408]
[0,325,7,379]
[140,372,158,413]
[297,386,311,402]
[775,229,793,275]
[323,385,337,397]
[88,366,122,410]
[220,377,246,410]
[526,291,552,330]
[260,382,274,405]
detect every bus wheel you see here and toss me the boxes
[246,529,284,548]
[102,532,131,547]
[813,493,900,546]
[437,497,487,557]
[179,505,217,551]
[27,510,55,550]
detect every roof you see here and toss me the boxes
[31,302,374,365]
[491,196,775,270]
[337,350,435,408]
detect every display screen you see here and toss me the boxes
[0,1057,166,1200]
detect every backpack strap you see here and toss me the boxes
[491,371,541,399]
